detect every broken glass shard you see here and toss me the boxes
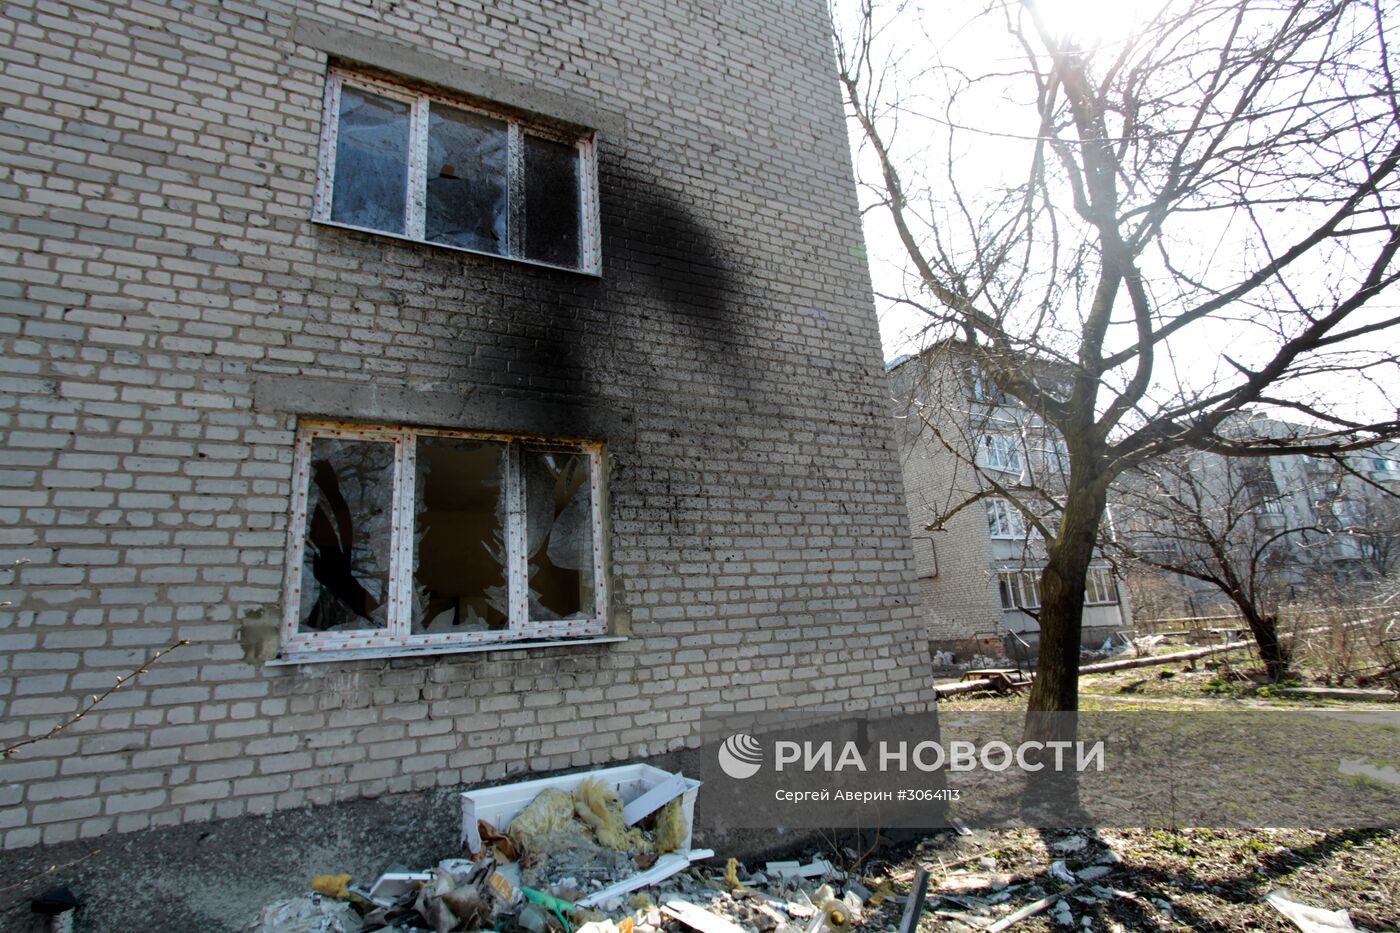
[523,134,581,268]
[523,448,595,621]
[329,85,410,234]
[298,437,394,633]
[425,103,508,254]
[412,435,510,634]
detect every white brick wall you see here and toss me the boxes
[0,0,933,847]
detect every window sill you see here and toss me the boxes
[267,634,626,666]
[311,218,602,277]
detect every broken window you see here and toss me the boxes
[314,67,600,273]
[412,435,509,634]
[329,85,411,234]
[281,424,608,660]
[297,436,395,633]
[425,104,508,254]
[523,448,595,621]
[523,135,581,267]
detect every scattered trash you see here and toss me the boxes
[724,858,746,892]
[369,871,433,908]
[242,895,360,933]
[662,898,748,933]
[767,858,838,883]
[1093,848,1122,866]
[462,764,712,909]
[896,866,930,933]
[245,775,1368,933]
[844,880,872,905]
[766,861,802,881]
[985,884,1084,933]
[940,873,1013,893]
[1264,890,1357,933]
[311,874,353,901]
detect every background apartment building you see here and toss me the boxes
[888,344,1127,661]
[1115,415,1400,617]
[0,0,934,916]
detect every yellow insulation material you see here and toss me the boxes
[573,777,648,852]
[507,787,580,842]
[651,797,687,854]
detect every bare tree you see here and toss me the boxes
[1112,450,1316,678]
[1342,479,1400,580]
[835,0,1400,715]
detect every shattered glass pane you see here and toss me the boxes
[298,437,394,633]
[523,134,581,268]
[330,85,410,234]
[524,449,595,621]
[412,435,510,634]
[425,103,508,254]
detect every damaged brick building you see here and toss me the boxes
[0,0,933,923]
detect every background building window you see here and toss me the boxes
[282,423,608,658]
[314,68,600,273]
[978,433,1023,473]
[1084,567,1120,606]
[986,498,1029,538]
[997,569,1041,610]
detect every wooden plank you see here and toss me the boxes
[897,866,930,933]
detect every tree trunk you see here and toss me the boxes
[1025,477,1108,720]
[1234,603,1291,681]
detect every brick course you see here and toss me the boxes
[0,0,932,847]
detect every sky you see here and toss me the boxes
[833,0,1400,430]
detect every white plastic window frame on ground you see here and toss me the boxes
[977,433,1023,473]
[311,66,602,274]
[276,422,611,663]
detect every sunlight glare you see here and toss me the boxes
[1030,0,1157,47]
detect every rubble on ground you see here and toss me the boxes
[252,763,1396,933]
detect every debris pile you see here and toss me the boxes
[243,766,715,933]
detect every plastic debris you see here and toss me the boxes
[1265,890,1357,933]
[622,772,690,826]
[241,895,359,933]
[662,898,748,933]
[368,871,432,908]
[1052,836,1086,854]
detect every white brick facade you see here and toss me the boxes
[0,0,932,849]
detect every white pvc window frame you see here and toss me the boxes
[997,570,1041,611]
[997,566,1117,612]
[985,498,1026,539]
[978,433,1023,473]
[312,66,602,275]
[278,422,609,661]
[1084,567,1120,606]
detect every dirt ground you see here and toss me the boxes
[819,651,1395,931]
